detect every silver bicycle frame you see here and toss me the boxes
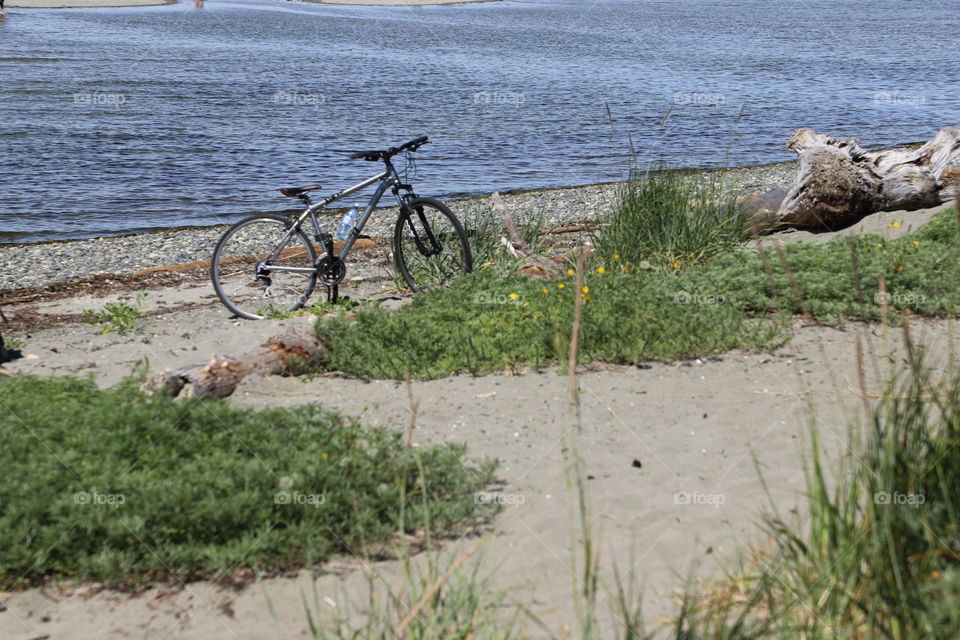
[264,169,401,275]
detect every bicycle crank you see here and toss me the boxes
[316,255,347,286]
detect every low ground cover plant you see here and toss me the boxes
[315,206,959,380]
[83,292,149,336]
[0,375,498,588]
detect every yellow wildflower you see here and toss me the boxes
[541,288,549,294]
[597,266,606,274]
[914,240,920,246]
[581,285,589,294]
[613,253,620,260]
[508,292,519,300]
[557,283,565,289]
[566,268,574,276]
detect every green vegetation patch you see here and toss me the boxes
[315,269,783,380]
[0,375,497,588]
[685,212,960,324]
[316,207,959,380]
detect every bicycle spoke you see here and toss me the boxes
[211,216,317,319]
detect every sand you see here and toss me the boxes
[6,0,172,7]
[0,203,956,638]
[316,0,498,4]
[6,0,493,8]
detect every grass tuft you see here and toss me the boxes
[592,166,750,268]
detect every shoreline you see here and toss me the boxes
[6,0,494,7]
[4,150,956,291]
[4,158,801,248]
[6,0,174,7]
[313,0,499,4]
[4,143,931,248]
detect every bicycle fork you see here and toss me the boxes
[402,203,442,257]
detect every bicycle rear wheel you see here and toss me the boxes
[211,215,317,319]
[393,197,472,293]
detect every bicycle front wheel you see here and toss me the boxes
[211,215,317,320]
[393,197,472,293]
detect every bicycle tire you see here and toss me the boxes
[211,215,317,320]
[393,197,472,293]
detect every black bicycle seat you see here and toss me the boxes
[278,185,323,197]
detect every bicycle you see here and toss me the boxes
[210,136,473,320]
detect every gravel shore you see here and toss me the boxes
[0,159,856,291]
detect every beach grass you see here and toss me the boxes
[0,374,498,588]
[591,165,751,268]
[314,204,959,380]
[674,331,960,639]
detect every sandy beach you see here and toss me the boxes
[316,0,498,4]
[6,0,172,7]
[0,197,954,638]
[6,0,493,7]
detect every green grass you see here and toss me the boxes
[591,166,750,267]
[314,207,959,380]
[676,339,960,639]
[83,292,149,335]
[314,269,785,380]
[685,215,960,324]
[461,206,551,275]
[0,375,498,589]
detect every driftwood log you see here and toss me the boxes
[490,192,568,279]
[142,331,326,400]
[768,127,960,230]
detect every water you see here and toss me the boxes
[1,0,958,242]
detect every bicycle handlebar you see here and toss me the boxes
[349,136,430,161]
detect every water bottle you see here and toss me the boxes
[336,204,360,240]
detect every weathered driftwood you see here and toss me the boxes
[145,355,248,400]
[769,127,960,230]
[142,331,326,400]
[490,192,568,279]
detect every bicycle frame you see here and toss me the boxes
[262,163,409,276]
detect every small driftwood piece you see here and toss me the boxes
[142,331,326,400]
[490,192,567,279]
[769,127,960,230]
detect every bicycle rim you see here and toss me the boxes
[211,216,317,319]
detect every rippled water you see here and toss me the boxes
[1,0,958,242]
